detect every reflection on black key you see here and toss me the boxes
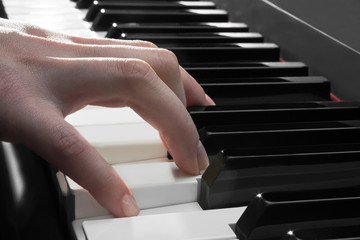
[106,22,249,38]
[236,185,360,240]
[199,120,360,155]
[85,1,216,21]
[0,143,72,240]
[185,62,308,79]
[200,144,360,210]
[92,9,228,31]
[201,76,330,104]
[190,100,360,129]
[115,32,263,46]
[168,43,279,64]
[282,222,360,240]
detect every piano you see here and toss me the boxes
[1,0,360,239]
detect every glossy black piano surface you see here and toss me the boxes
[214,0,360,102]
[0,143,73,240]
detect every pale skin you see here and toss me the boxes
[0,18,214,217]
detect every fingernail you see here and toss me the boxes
[205,94,216,105]
[197,141,209,171]
[121,193,140,217]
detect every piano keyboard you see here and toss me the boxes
[2,0,360,240]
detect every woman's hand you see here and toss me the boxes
[0,18,213,217]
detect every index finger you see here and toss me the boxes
[10,100,139,218]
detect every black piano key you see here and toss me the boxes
[185,62,308,80]
[235,186,360,240]
[200,144,360,210]
[189,100,360,112]
[197,76,318,84]
[85,1,216,21]
[77,0,201,9]
[92,9,229,31]
[190,100,360,129]
[200,76,330,104]
[105,22,249,38]
[282,223,360,240]
[185,61,298,68]
[168,43,279,64]
[199,120,360,156]
[115,32,263,46]
[199,75,324,84]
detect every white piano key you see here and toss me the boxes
[67,107,167,164]
[66,107,145,126]
[3,0,94,37]
[73,202,204,240]
[139,202,203,216]
[66,161,200,219]
[82,207,246,240]
[75,123,167,164]
[73,215,112,240]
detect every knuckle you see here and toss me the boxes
[2,31,41,64]
[52,126,86,159]
[132,40,158,48]
[140,40,158,48]
[118,58,153,79]
[22,24,42,36]
[155,48,181,82]
[157,48,179,67]
[113,59,159,106]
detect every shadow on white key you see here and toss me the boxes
[66,107,167,164]
[64,161,200,219]
[82,206,246,240]
[76,123,167,164]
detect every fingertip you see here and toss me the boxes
[205,94,216,106]
[172,141,208,176]
[120,193,140,217]
[179,67,215,106]
[89,173,140,218]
